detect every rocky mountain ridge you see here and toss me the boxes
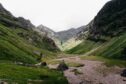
[36,24,86,41]
[88,0,126,40]
[0,3,35,29]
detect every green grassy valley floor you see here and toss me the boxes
[0,62,68,84]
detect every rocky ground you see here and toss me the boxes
[48,56,126,84]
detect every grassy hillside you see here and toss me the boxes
[0,63,68,84]
[67,40,102,54]
[0,24,57,64]
[68,33,126,60]
[56,38,82,51]
[92,33,126,59]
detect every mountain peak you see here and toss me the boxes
[37,24,55,32]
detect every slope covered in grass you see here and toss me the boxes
[92,33,126,59]
[68,33,126,60]
[67,40,102,54]
[0,24,57,64]
[0,3,59,64]
[0,63,68,84]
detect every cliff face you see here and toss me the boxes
[89,0,126,40]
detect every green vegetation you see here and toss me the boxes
[67,40,102,54]
[0,24,57,63]
[0,14,68,84]
[67,62,84,67]
[68,33,126,60]
[0,24,69,84]
[93,33,126,59]
[80,56,126,67]
[57,38,82,51]
[47,60,61,65]
[0,63,68,84]
[0,6,68,83]
[47,60,84,67]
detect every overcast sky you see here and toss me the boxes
[0,0,110,31]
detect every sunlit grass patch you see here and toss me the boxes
[48,59,84,67]
[67,62,84,67]
[47,60,61,65]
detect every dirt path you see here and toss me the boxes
[48,56,126,84]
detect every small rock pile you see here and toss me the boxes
[57,60,68,71]
[121,69,126,77]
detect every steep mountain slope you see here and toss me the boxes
[68,0,126,60]
[0,3,59,63]
[89,0,126,39]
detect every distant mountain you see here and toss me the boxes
[56,27,85,42]
[36,24,85,42]
[35,25,56,38]
[33,25,87,51]
[35,24,87,50]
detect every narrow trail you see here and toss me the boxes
[48,56,126,84]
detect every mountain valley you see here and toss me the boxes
[0,0,126,84]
